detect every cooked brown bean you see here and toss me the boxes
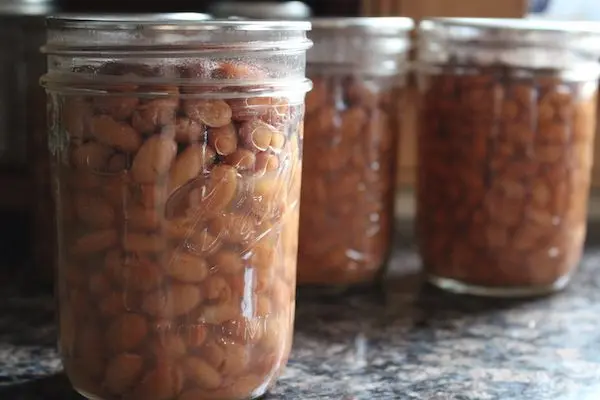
[123,232,167,253]
[106,313,148,353]
[131,362,184,400]
[104,353,144,394]
[142,283,202,317]
[131,98,179,134]
[106,153,128,173]
[165,251,209,283]
[209,250,244,274]
[213,62,265,80]
[269,132,286,151]
[202,164,239,214]
[238,119,276,152]
[125,205,163,231]
[74,193,115,229]
[228,97,272,120]
[91,115,143,152]
[63,97,93,142]
[98,291,130,318]
[201,302,239,325]
[225,148,256,171]
[71,141,114,170]
[183,99,232,128]
[70,229,118,256]
[254,152,280,175]
[131,135,177,183]
[137,184,167,208]
[105,250,163,291]
[208,213,257,246]
[94,96,139,121]
[168,144,216,194]
[152,334,187,359]
[208,123,238,156]
[174,116,205,143]
[88,271,111,297]
[182,357,222,389]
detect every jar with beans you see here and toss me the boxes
[40,15,311,400]
[298,17,413,288]
[416,18,600,297]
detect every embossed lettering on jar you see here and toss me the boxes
[416,18,600,297]
[41,15,311,400]
[298,17,413,287]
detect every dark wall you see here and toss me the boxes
[57,0,212,13]
[304,0,360,16]
[57,0,360,16]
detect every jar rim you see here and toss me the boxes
[418,17,600,76]
[421,18,600,35]
[46,13,312,32]
[311,17,414,33]
[0,0,56,16]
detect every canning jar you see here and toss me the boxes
[298,18,413,287]
[40,15,311,400]
[0,0,57,287]
[416,18,600,297]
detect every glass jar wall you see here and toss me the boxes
[298,17,413,288]
[41,15,311,400]
[416,18,600,297]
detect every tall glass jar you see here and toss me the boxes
[40,15,311,400]
[416,18,600,297]
[298,18,413,288]
[0,0,57,287]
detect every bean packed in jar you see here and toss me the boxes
[298,17,413,287]
[416,18,600,297]
[40,15,312,400]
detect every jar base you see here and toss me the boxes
[74,387,105,400]
[297,279,382,297]
[426,273,572,298]
[74,385,270,400]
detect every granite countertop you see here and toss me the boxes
[3,227,600,400]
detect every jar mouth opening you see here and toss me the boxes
[419,17,600,58]
[46,14,312,31]
[43,15,313,56]
[421,18,600,35]
[209,1,312,20]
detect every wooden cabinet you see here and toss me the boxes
[361,0,527,19]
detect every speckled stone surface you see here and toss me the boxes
[3,230,600,400]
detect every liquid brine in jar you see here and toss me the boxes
[298,17,413,288]
[40,15,312,400]
[416,18,600,297]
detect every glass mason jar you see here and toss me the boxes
[0,0,57,287]
[40,15,311,400]
[298,18,413,288]
[416,18,600,297]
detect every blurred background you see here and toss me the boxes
[2,0,600,289]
